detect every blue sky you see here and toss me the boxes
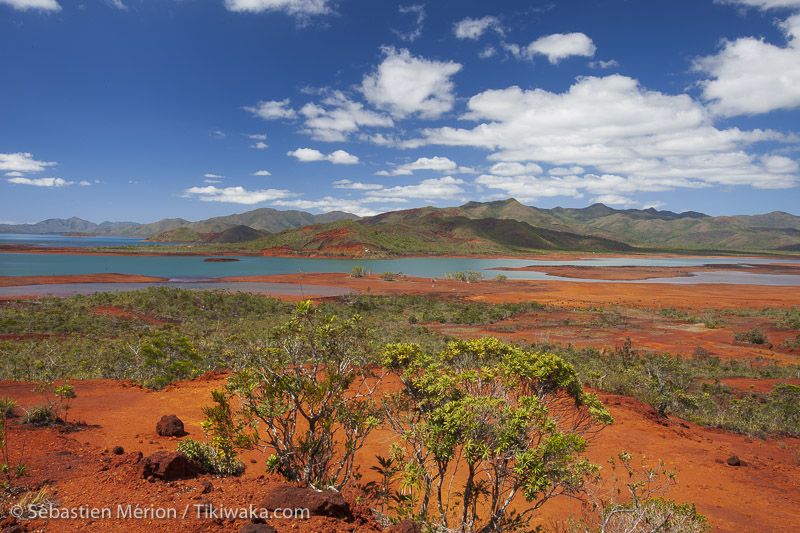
[1,0,799,224]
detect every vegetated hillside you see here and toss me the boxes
[0,216,143,234]
[453,199,800,251]
[110,208,360,237]
[247,213,632,256]
[0,208,359,237]
[146,224,268,243]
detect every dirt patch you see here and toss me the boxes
[489,263,800,280]
[0,274,168,288]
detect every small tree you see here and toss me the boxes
[350,265,367,278]
[381,337,613,532]
[380,271,397,281]
[465,269,484,283]
[224,301,383,490]
[569,452,710,533]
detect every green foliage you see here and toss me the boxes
[29,380,76,423]
[539,340,800,438]
[379,271,397,281]
[350,265,367,278]
[194,389,252,476]
[1,402,28,491]
[138,330,203,389]
[494,273,508,282]
[381,337,612,532]
[443,269,485,283]
[224,301,383,490]
[780,334,800,349]
[21,405,56,426]
[774,306,800,330]
[733,328,768,345]
[571,452,710,533]
[176,437,244,477]
[0,398,17,419]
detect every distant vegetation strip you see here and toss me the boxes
[1,289,798,437]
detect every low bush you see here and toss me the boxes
[733,328,768,345]
[780,334,800,349]
[176,438,244,477]
[0,398,17,419]
[22,405,56,426]
[349,265,366,278]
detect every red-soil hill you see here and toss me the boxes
[0,376,797,532]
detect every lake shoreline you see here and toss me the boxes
[1,242,796,261]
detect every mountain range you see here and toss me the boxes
[2,200,799,253]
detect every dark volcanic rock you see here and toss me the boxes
[112,445,125,455]
[726,455,746,466]
[156,414,185,437]
[138,451,200,480]
[260,485,351,519]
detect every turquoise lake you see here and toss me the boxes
[2,235,800,292]
[2,252,800,285]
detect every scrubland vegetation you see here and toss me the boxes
[2,288,799,529]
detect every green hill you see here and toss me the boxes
[147,224,268,244]
[452,200,800,251]
[243,213,632,257]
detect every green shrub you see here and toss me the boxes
[176,438,244,477]
[349,265,366,278]
[381,337,612,532]
[465,268,484,283]
[780,334,800,349]
[571,453,710,533]
[0,398,17,419]
[733,328,768,345]
[223,300,383,490]
[494,273,508,282]
[379,271,397,281]
[22,405,56,426]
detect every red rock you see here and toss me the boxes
[156,414,185,437]
[260,485,351,519]
[138,451,200,481]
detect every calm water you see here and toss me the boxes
[0,233,178,248]
[1,252,800,286]
[0,281,352,298]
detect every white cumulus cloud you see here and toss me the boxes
[299,91,393,142]
[8,177,72,187]
[368,176,466,200]
[0,152,57,173]
[717,0,800,9]
[183,185,295,204]
[453,16,502,40]
[252,170,272,176]
[223,0,330,16]
[361,47,462,119]
[287,148,359,164]
[419,74,797,195]
[244,99,298,120]
[0,0,60,11]
[695,14,800,116]
[332,179,383,190]
[523,32,597,64]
